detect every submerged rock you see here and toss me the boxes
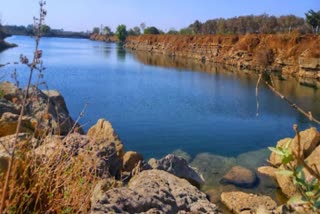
[221,191,277,214]
[190,153,236,188]
[91,170,218,214]
[147,154,205,187]
[220,165,258,188]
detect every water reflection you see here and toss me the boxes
[116,44,126,61]
[131,51,320,121]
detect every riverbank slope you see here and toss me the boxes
[125,34,320,79]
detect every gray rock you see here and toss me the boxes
[190,153,236,188]
[147,154,205,187]
[91,170,218,214]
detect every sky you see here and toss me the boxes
[1,0,320,32]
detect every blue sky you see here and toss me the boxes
[1,0,320,32]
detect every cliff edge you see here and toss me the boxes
[125,34,320,79]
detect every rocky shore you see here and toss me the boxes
[125,34,320,81]
[0,82,319,213]
[90,33,118,43]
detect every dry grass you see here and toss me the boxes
[0,135,107,213]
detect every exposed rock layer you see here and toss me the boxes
[125,34,320,80]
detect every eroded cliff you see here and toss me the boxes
[125,34,320,79]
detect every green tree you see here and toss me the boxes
[92,27,100,34]
[41,24,51,34]
[115,24,128,43]
[144,26,160,34]
[305,10,320,33]
[103,26,112,35]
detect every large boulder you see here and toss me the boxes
[275,165,298,198]
[220,165,258,188]
[91,170,218,214]
[221,191,277,214]
[0,133,35,173]
[303,145,320,183]
[0,82,81,136]
[147,154,205,187]
[35,131,123,178]
[87,119,124,158]
[269,128,320,167]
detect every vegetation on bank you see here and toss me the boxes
[90,10,320,44]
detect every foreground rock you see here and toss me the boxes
[0,82,82,136]
[268,127,320,198]
[221,191,277,214]
[147,154,205,187]
[91,169,218,214]
[220,165,258,188]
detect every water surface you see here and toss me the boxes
[1,36,319,160]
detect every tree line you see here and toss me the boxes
[94,10,320,43]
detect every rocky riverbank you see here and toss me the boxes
[125,34,320,81]
[90,33,118,43]
[0,81,319,213]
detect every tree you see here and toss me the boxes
[305,10,320,33]
[41,24,51,34]
[116,24,128,43]
[103,26,112,35]
[167,28,178,35]
[144,26,160,35]
[92,27,100,34]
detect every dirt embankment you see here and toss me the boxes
[90,33,118,43]
[125,34,320,79]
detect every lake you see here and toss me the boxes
[1,36,319,161]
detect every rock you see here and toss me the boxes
[87,119,124,158]
[147,154,205,187]
[221,191,277,214]
[172,149,192,163]
[191,153,236,188]
[0,82,19,100]
[0,98,19,117]
[34,130,123,177]
[270,128,320,167]
[0,112,35,137]
[275,165,298,198]
[303,145,320,183]
[269,137,292,167]
[91,170,218,214]
[122,151,143,172]
[42,90,69,114]
[0,133,35,173]
[257,166,277,179]
[220,165,258,188]
[0,83,81,136]
[67,133,123,177]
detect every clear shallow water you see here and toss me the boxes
[1,36,320,160]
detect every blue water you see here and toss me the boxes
[1,36,319,159]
